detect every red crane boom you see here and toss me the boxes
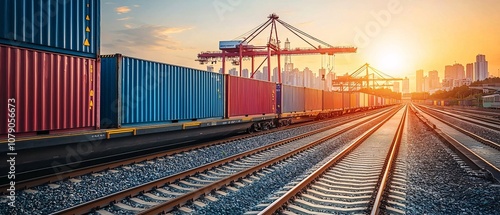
[196,13,357,83]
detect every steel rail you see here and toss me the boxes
[0,108,388,193]
[55,107,399,215]
[370,105,407,215]
[258,105,404,214]
[416,104,500,150]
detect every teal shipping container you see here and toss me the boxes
[100,54,225,128]
[0,0,100,58]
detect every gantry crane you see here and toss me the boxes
[196,13,357,83]
[332,63,403,92]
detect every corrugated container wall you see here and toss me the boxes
[369,94,375,107]
[343,93,351,109]
[100,54,224,128]
[227,76,276,117]
[333,92,343,110]
[350,92,359,108]
[0,45,99,135]
[305,88,323,111]
[282,85,305,113]
[323,91,335,110]
[363,93,369,108]
[0,0,100,58]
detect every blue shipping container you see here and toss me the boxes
[100,54,225,128]
[0,0,100,58]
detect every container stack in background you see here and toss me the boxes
[0,0,101,136]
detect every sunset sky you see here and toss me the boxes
[101,0,500,91]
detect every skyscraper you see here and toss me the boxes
[416,70,424,92]
[402,77,410,93]
[466,63,474,80]
[207,65,214,72]
[393,81,400,93]
[475,54,488,81]
[428,70,439,90]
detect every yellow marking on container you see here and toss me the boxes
[86,26,90,32]
[84,38,90,46]
[86,15,90,20]
[242,117,252,121]
[89,100,93,110]
[183,122,201,129]
[106,128,137,139]
[90,90,94,97]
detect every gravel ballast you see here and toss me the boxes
[406,110,500,214]
[0,110,386,215]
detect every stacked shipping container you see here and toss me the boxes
[0,0,100,135]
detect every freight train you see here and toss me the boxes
[0,0,398,149]
[482,94,500,108]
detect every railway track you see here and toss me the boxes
[412,104,500,183]
[422,105,500,132]
[0,107,391,194]
[54,106,402,214]
[415,104,500,151]
[258,105,407,214]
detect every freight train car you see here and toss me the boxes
[483,94,500,108]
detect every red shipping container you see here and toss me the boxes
[305,88,322,111]
[0,45,99,135]
[227,76,275,117]
[369,94,375,107]
[333,92,343,110]
[323,91,335,110]
[343,92,351,109]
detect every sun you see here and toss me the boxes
[367,39,410,78]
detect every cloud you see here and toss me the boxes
[133,5,140,8]
[116,6,131,14]
[102,25,193,54]
[117,17,132,21]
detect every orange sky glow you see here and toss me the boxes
[102,0,500,91]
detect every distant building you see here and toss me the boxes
[466,63,474,80]
[229,68,238,76]
[207,65,214,72]
[416,70,424,92]
[242,68,249,78]
[445,64,464,80]
[423,76,431,92]
[402,77,410,93]
[393,81,400,93]
[263,66,269,81]
[272,67,279,82]
[428,70,440,90]
[475,54,488,81]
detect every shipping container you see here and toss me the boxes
[305,88,323,111]
[333,92,343,110]
[350,92,359,108]
[219,40,247,50]
[323,91,335,110]
[0,45,99,135]
[343,92,351,110]
[282,85,305,113]
[227,75,275,117]
[1,0,100,58]
[369,94,375,107]
[364,93,369,108]
[100,54,224,128]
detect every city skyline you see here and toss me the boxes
[101,0,500,92]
